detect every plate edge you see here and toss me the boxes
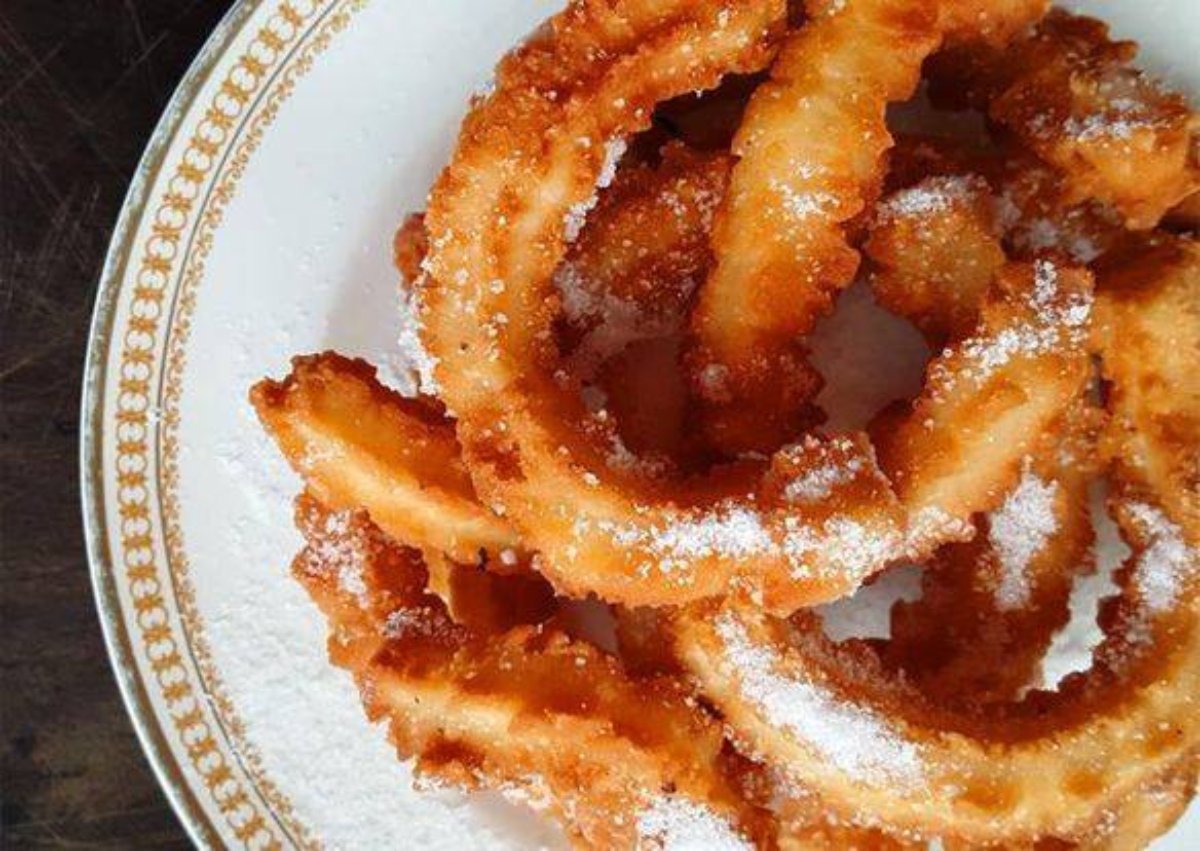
[79,1,267,847]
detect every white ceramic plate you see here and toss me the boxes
[82,1,1198,847]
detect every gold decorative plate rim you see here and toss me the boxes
[80,2,340,847]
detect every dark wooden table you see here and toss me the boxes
[1,3,234,847]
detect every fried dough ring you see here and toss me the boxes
[394,144,730,465]
[253,264,1180,844]
[865,169,1104,705]
[874,258,1094,559]
[675,543,1198,844]
[421,0,895,611]
[881,400,1102,708]
[927,9,1199,229]
[291,493,773,850]
[420,0,1093,612]
[294,493,955,849]
[685,0,1047,453]
[674,244,1199,843]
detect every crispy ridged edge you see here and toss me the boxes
[291,493,772,849]
[686,0,1047,453]
[251,352,520,562]
[927,9,1199,228]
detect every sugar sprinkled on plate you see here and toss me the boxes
[396,288,441,395]
[818,564,925,642]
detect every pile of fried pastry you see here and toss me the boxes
[252,1,1199,847]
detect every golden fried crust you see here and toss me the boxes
[291,494,774,850]
[393,212,428,285]
[686,0,1048,454]
[938,0,1049,47]
[876,259,1095,558]
[251,352,520,563]
[864,184,1106,705]
[1093,233,1200,543]
[422,551,557,634]
[885,134,998,193]
[556,144,734,462]
[555,143,734,465]
[248,1,1200,845]
[561,142,730,329]
[1073,757,1197,851]
[675,562,1199,846]
[395,147,729,466]
[674,248,1197,844]
[865,173,1006,346]
[421,0,908,612]
[613,605,685,678]
[943,756,1198,850]
[928,9,1199,228]
[885,134,1130,265]
[686,0,941,453]
[419,0,1083,612]
[882,400,1103,708]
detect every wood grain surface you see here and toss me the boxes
[1,3,232,847]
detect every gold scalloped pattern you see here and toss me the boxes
[108,1,368,847]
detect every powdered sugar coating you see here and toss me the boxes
[905,507,975,555]
[716,614,922,787]
[656,506,775,560]
[930,259,1092,392]
[297,509,372,606]
[877,174,988,222]
[782,517,902,581]
[770,176,836,220]
[577,490,898,590]
[563,138,628,242]
[1124,502,1197,613]
[636,797,752,850]
[989,465,1060,610]
[782,454,864,503]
